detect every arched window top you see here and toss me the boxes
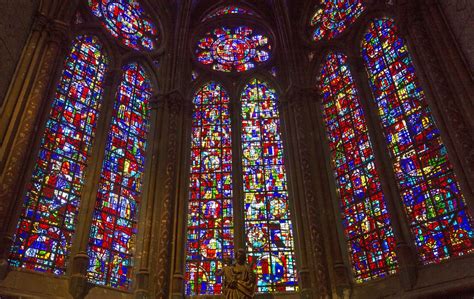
[88,0,159,51]
[88,61,152,288]
[318,51,398,282]
[310,0,364,42]
[195,26,272,73]
[201,5,257,22]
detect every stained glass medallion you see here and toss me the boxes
[202,5,256,22]
[88,0,159,51]
[9,35,108,275]
[87,62,152,288]
[185,82,234,295]
[310,0,364,41]
[241,79,298,292]
[319,52,398,282]
[362,18,473,264]
[195,26,272,72]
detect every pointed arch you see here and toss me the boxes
[318,51,398,282]
[240,78,298,292]
[87,62,153,288]
[185,81,234,295]
[361,18,473,264]
[9,35,108,275]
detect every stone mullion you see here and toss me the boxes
[0,15,70,280]
[68,67,122,299]
[231,89,245,253]
[308,90,352,296]
[272,0,330,295]
[350,55,418,289]
[399,2,474,208]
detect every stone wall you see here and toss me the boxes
[0,0,38,107]
[439,0,474,73]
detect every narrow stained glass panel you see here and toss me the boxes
[87,62,152,288]
[9,35,108,275]
[310,0,364,41]
[362,18,473,264]
[202,5,256,22]
[185,82,234,295]
[241,78,298,292]
[88,0,159,51]
[196,26,272,73]
[319,52,398,282]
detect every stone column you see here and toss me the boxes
[283,86,331,298]
[0,4,72,280]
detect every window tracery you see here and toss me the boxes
[310,0,364,41]
[88,0,159,51]
[195,26,272,72]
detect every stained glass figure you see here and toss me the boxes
[9,35,108,275]
[319,52,398,282]
[88,0,159,51]
[241,79,298,292]
[362,18,473,264]
[87,62,152,288]
[310,0,364,41]
[202,5,256,22]
[196,26,272,73]
[185,82,234,295]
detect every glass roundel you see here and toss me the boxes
[310,0,364,41]
[88,0,159,51]
[195,26,272,73]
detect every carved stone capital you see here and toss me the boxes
[69,252,92,299]
[134,269,150,299]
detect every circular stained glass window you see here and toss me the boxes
[310,0,364,41]
[89,0,159,51]
[195,26,272,72]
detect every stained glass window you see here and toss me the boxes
[319,52,398,282]
[241,78,298,292]
[310,0,364,41]
[87,62,152,288]
[88,0,159,51]
[185,82,234,295]
[9,35,108,274]
[362,18,473,264]
[196,26,272,73]
[202,5,256,22]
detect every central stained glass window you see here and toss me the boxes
[310,0,364,41]
[185,79,298,295]
[195,26,272,72]
[241,79,298,292]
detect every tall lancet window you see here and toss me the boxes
[185,82,234,295]
[241,78,298,292]
[361,18,473,264]
[318,52,397,282]
[9,35,108,274]
[87,62,152,288]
